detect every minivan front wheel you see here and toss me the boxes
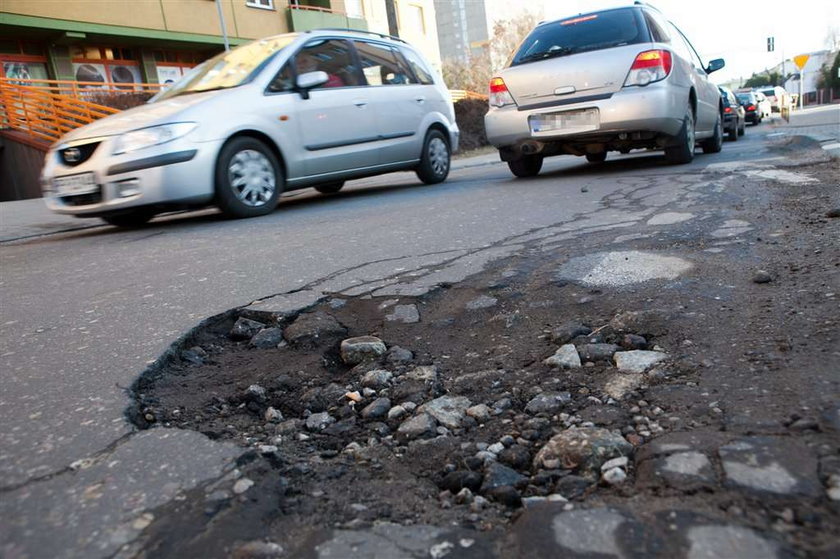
[416,130,450,184]
[664,106,695,165]
[215,137,282,218]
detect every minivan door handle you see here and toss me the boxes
[353,100,368,107]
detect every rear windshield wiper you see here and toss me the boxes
[514,46,575,65]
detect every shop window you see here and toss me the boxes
[0,39,49,82]
[71,44,142,87]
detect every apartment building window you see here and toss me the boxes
[345,0,364,18]
[404,4,426,34]
[0,39,49,82]
[70,45,142,87]
[246,0,274,9]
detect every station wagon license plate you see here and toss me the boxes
[529,108,599,135]
[54,173,97,196]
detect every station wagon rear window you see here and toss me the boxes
[510,8,649,67]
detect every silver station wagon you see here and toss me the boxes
[485,4,725,177]
[41,30,459,227]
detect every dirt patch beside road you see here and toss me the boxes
[129,160,839,557]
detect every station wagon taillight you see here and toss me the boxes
[724,106,732,113]
[624,49,672,87]
[489,77,515,108]
[747,104,756,111]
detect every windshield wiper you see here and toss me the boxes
[515,46,574,65]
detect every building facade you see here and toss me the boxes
[433,0,487,63]
[0,0,367,85]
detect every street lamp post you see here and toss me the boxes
[215,0,231,51]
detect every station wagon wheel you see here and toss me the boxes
[315,181,345,194]
[701,111,723,154]
[664,105,695,165]
[416,130,450,184]
[215,137,282,219]
[507,154,543,178]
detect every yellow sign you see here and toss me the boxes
[793,54,810,70]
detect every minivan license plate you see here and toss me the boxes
[530,108,599,134]
[54,173,97,196]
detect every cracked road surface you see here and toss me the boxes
[0,108,837,557]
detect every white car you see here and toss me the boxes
[41,30,459,227]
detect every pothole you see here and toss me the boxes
[556,251,693,287]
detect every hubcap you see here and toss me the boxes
[428,137,449,176]
[228,149,276,207]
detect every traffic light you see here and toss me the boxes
[767,37,775,52]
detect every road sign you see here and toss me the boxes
[793,54,810,70]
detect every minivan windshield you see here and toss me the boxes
[154,35,296,101]
[510,8,649,67]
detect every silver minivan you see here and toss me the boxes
[485,5,724,177]
[41,30,459,227]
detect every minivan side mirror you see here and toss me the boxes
[296,71,329,99]
[706,58,725,74]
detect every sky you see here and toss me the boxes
[482,0,839,84]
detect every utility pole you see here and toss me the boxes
[215,0,231,51]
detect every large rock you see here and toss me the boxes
[396,413,437,441]
[549,322,592,345]
[230,317,266,340]
[361,369,393,389]
[340,336,387,365]
[420,396,471,430]
[361,397,391,420]
[283,312,346,345]
[249,327,284,349]
[525,392,572,414]
[614,350,668,373]
[609,309,671,337]
[385,304,420,324]
[577,343,620,362]
[481,462,526,493]
[718,436,821,497]
[534,427,633,476]
[543,345,581,369]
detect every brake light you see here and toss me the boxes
[724,107,732,113]
[623,50,672,87]
[747,104,755,111]
[489,77,515,108]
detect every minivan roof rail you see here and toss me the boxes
[307,28,407,44]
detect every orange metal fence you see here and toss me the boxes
[450,89,488,102]
[0,78,163,144]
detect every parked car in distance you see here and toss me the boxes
[719,87,745,140]
[759,85,788,113]
[484,4,724,177]
[736,90,764,124]
[41,29,459,227]
[754,90,772,118]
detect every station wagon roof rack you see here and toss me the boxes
[307,28,407,44]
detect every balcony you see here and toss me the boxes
[287,5,368,32]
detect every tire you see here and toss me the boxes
[101,208,156,228]
[727,122,738,141]
[664,106,695,164]
[415,130,450,184]
[700,112,723,154]
[315,181,345,194]
[215,137,282,218]
[585,151,607,163]
[507,154,543,177]
[738,120,745,136]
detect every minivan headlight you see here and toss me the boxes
[112,122,197,155]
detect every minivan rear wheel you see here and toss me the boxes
[416,130,450,184]
[215,137,282,218]
[507,154,543,178]
[664,106,695,165]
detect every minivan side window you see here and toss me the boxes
[353,40,418,86]
[399,47,435,85]
[268,38,362,92]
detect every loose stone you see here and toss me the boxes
[361,397,391,420]
[602,467,627,485]
[525,392,572,414]
[613,350,668,373]
[543,345,582,369]
[361,369,393,389]
[340,336,387,365]
[305,412,335,432]
[283,312,347,345]
[264,407,283,423]
[385,304,420,324]
[752,270,773,284]
[230,317,266,340]
[250,327,284,349]
[577,344,620,362]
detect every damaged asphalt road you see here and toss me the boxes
[1,120,838,558]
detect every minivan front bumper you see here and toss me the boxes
[42,136,221,217]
